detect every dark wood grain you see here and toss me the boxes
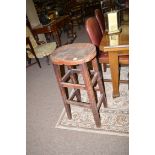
[51,43,96,65]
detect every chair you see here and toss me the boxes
[26,26,57,67]
[26,37,41,68]
[70,5,85,28]
[65,1,85,29]
[85,17,108,72]
[95,9,106,35]
[85,17,128,77]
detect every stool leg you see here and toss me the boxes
[60,65,69,99]
[92,58,107,108]
[80,63,101,128]
[53,64,72,119]
[67,66,81,102]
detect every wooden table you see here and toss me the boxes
[32,15,75,47]
[99,24,129,97]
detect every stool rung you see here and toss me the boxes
[66,99,91,108]
[91,72,98,86]
[94,86,99,91]
[71,69,95,75]
[62,70,71,82]
[61,82,86,89]
[97,94,104,110]
[71,68,80,74]
[69,89,78,100]
[90,70,95,74]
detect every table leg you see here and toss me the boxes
[108,52,120,97]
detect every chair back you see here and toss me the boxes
[26,26,38,48]
[95,9,105,35]
[85,17,102,48]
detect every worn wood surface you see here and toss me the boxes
[51,43,96,65]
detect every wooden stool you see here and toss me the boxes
[50,43,107,127]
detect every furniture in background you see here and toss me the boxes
[100,0,112,14]
[114,0,127,10]
[50,43,107,127]
[32,15,76,47]
[113,0,129,24]
[26,37,41,68]
[62,1,86,29]
[69,4,85,28]
[26,26,57,67]
[85,17,128,97]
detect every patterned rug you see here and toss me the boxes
[56,67,129,136]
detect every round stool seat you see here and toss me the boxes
[50,43,96,65]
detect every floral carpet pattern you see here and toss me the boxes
[56,67,129,136]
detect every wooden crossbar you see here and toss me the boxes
[61,70,71,82]
[69,89,79,100]
[61,82,86,89]
[91,72,98,86]
[66,99,90,108]
[97,94,104,110]
[71,69,81,74]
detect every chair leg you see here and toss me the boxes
[35,57,41,68]
[46,56,50,65]
[28,49,41,68]
[26,38,41,68]
[103,64,107,72]
[26,53,31,65]
[30,52,41,68]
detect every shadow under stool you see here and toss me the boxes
[50,43,107,127]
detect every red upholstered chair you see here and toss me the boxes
[85,17,108,72]
[95,9,106,35]
[85,17,128,75]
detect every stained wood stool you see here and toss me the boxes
[50,43,107,127]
